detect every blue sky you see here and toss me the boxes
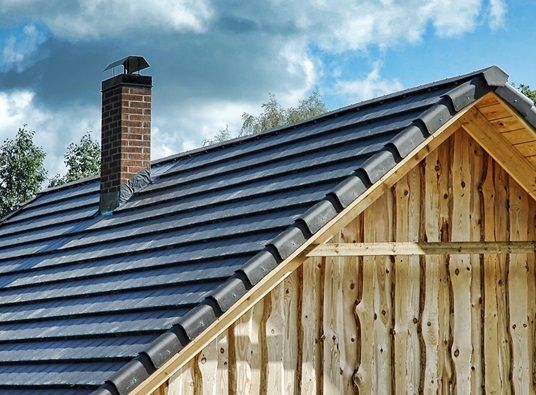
[0,0,533,177]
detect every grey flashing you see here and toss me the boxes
[100,168,152,213]
[328,173,369,209]
[496,84,535,117]
[481,65,509,87]
[176,303,218,341]
[99,191,120,213]
[360,149,398,184]
[142,330,185,370]
[106,358,153,395]
[268,226,307,260]
[118,168,152,205]
[238,250,280,286]
[297,199,339,235]
[417,99,455,135]
[387,124,427,159]
[207,275,250,313]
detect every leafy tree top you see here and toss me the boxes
[203,90,327,146]
[240,90,327,136]
[49,132,100,188]
[0,127,46,219]
[516,84,536,104]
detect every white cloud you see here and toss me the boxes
[333,62,403,102]
[489,0,507,29]
[0,0,511,173]
[252,0,499,53]
[152,99,259,156]
[1,0,214,41]
[0,89,99,176]
[277,41,318,106]
[1,24,46,72]
[423,0,483,38]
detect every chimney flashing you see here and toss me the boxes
[102,74,152,92]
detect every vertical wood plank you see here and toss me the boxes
[233,311,253,394]
[469,137,484,393]
[528,198,536,390]
[482,155,504,394]
[394,174,410,394]
[406,166,421,395]
[450,131,473,393]
[366,193,394,393]
[232,301,263,395]
[323,232,344,394]
[265,286,284,393]
[216,334,229,395]
[251,296,264,394]
[422,149,442,393]
[508,177,530,394]
[196,338,218,395]
[341,216,360,395]
[227,325,236,395]
[167,362,196,395]
[355,200,379,394]
[300,256,323,395]
[494,162,512,393]
[283,271,299,394]
[438,140,454,395]
[393,168,421,394]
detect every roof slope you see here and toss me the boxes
[0,66,532,395]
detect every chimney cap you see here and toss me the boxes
[104,55,150,75]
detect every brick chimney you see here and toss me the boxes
[100,57,152,212]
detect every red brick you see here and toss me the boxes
[100,79,151,196]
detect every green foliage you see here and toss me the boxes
[0,127,46,218]
[240,90,327,136]
[202,125,233,146]
[516,83,536,104]
[202,90,327,146]
[49,132,100,187]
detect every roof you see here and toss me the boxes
[0,66,533,395]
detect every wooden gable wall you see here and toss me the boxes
[152,129,536,395]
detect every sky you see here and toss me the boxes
[0,0,534,177]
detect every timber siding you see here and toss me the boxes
[156,130,536,394]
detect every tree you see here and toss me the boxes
[240,90,327,136]
[202,125,233,146]
[516,83,536,104]
[202,90,327,146]
[49,132,100,187]
[0,127,47,218]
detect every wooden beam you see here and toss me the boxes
[461,106,536,201]
[307,242,536,257]
[490,93,536,134]
[130,94,483,395]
